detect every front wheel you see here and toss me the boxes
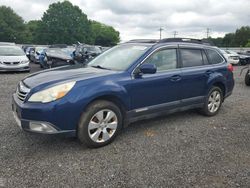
[201,87,223,116]
[245,71,250,86]
[77,100,123,148]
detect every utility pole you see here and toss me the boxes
[173,31,178,38]
[159,27,164,40]
[206,28,211,39]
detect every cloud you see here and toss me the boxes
[1,0,250,41]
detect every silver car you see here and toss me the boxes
[0,45,30,72]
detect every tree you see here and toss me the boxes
[245,40,250,47]
[210,26,250,47]
[37,1,92,44]
[91,21,120,46]
[23,20,41,44]
[234,26,250,47]
[208,37,223,47]
[222,33,235,47]
[0,6,25,43]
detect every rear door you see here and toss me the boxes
[179,46,211,105]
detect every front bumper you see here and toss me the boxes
[12,94,76,135]
[0,63,30,72]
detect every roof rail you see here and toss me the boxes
[159,38,214,46]
[126,39,159,44]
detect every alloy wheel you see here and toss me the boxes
[208,90,221,113]
[88,109,118,143]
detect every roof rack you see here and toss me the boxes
[125,38,215,46]
[126,39,159,44]
[159,38,214,46]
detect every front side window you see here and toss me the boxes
[180,49,203,67]
[144,49,177,72]
[206,49,224,64]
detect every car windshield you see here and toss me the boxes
[88,44,150,71]
[0,46,25,56]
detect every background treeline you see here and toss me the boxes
[209,26,250,47]
[0,1,120,46]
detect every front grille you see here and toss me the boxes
[16,82,30,102]
[4,62,20,65]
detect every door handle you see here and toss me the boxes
[205,70,214,76]
[170,75,182,82]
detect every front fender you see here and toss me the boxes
[71,79,130,112]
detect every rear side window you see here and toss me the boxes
[206,49,224,64]
[180,49,203,67]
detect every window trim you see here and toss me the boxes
[132,45,226,77]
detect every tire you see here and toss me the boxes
[201,86,223,116]
[77,100,123,148]
[245,71,250,86]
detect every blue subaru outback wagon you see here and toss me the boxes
[12,38,234,148]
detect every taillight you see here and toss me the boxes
[227,64,234,72]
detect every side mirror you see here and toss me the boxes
[138,64,157,74]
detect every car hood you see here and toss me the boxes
[0,55,28,62]
[23,65,116,89]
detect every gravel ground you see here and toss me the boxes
[0,64,250,188]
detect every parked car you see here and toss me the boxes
[0,45,30,72]
[12,38,234,148]
[30,46,48,63]
[237,51,250,65]
[240,60,250,86]
[220,49,240,65]
[40,47,75,69]
[245,67,250,86]
[25,47,35,60]
[73,44,101,64]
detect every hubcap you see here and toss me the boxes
[88,109,118,143]
[208,90,221,113]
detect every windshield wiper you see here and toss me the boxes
[91,65,111,70]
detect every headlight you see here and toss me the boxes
[28,81,76,103]
[21,60,29,64]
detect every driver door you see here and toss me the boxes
[128,47,182,114]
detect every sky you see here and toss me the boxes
[1,0,250,41]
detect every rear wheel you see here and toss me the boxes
[201,87,223,116]
[77,100,123,148]
[245,71,250,86]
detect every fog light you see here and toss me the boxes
[29,122,58,133]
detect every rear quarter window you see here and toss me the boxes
[206,49,224,64]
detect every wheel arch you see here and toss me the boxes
[85,94,128,122]
[212,82,226,98]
